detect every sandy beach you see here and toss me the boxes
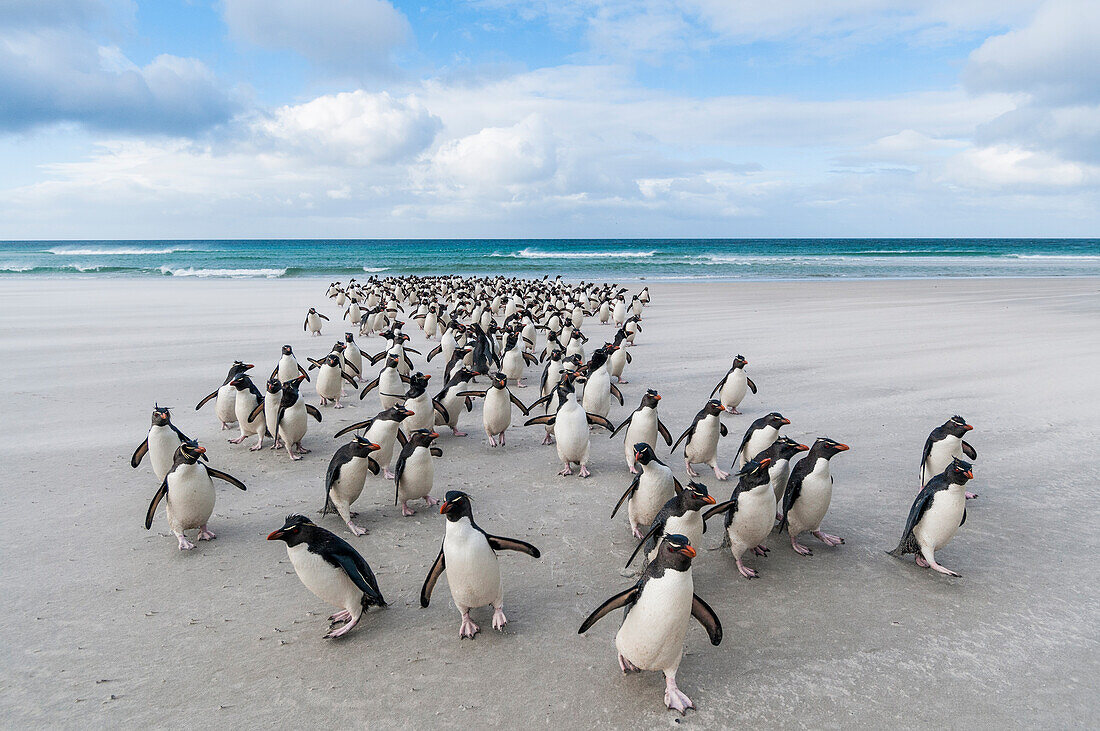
[2,276,1098,728]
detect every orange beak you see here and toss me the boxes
[964,470,973,479]
[758,457,771,467]
[964,424,973,431]
[266,529,283,540]
[835,443,850,451]
[797,443,809,451]
[195,446,207,455]
[439,501,450,514]
[424,374,431,379]
[655,394,661,400]
[780,417,790,425]
[704,495,716,504]
[679,545,697,558]
[429,431,439,439]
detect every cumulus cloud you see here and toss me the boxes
[222,0,411,75]
[429,115,557,193]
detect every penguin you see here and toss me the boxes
[144,440,246,550]
[420,490,541,638]
[671,400,730,480]
[500,332,539,387]
[756,436,810,519]
[920,415,979,499]
[194,360,253,430]
[778,438,849,555]
[626,482,716,568]
[610,443,683,538]
[607,329,632,384]
[259,377,284,449]
[267,515,386,638]
[458,371,530,447]
[343,332,364,383]
[272,344,310,383]
[578,534,721,715]
[227,372,268,449]
[443,345,474,384]
[468,323,500,375]
[609,390,673,473]
[703,457,776,579]
[735,412,790,468]
[525,378,615,477]
[399,372,450,436]
[612,297,627,326]
[887,458,973,577]
[359,353,411,410]
[426,322,462,365]
[333,405,414,479]
[394,428,443,516]
[131,404,197,482]
[312,352,357,409]
[434,367,477,437]
[321,436,381,535]
[623,315,642,345]
[710,355,756,415]
[262,376,323,460]
[580,346,624,420]
[304,307,329,336]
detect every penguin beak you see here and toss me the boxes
[964,469,973,479]
[835,443,850,451]
[368,442,381,451]
[429,431,439,439]
[244,364,254,369]
[678,545,697,558]
[403,409,415,417]
[703,495,716,504]
[439,501,451,514]
[780,417,790,425]
[758,457,771,467]
[424,374,431,379]
[266,529,285,540]
[963,424,973,431]
[797,444,809,451]
[654,394,661,400]
[195,446,207,455]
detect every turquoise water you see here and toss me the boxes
[1,239,1098,280]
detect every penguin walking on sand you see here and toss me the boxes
[131,405,197,482]
[610,390,673,473]
[607,330,632,384]
[399,372,449,436]
[500,332,539,387]
[611,443,682,539]
[458,372,530,446]
[321,436,381,535]
[578,534,722,715]
[420,490,541,638]
[394,429,443,516]
[343,332,365,383]
[359,353,411,410]
[259,377,285,449]
[704,457,776,579]
[735,412,790,468]
[304,307,329,336]
[227,372,269,450]
[757,436,809,519]
[888,458,974,577]
[333,405,414,480]
[626,482,716,568]
[525,378,615,477]
[710,355,757,415]
[778,438,849,555]
[434,367,477,437]
[672,400,730,480]
[920,415,979,499]
[144,440,246,550]
[195,360,254,430]
[312,352,357,409]
[267,515,386,639]
[272,344,310,383]
[264,376,323,460]
[580,346,624,420]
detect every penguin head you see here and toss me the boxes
[703,399,724,416]
[732,354,748,370]
[772,435,809,460]
[811,437,849,459]
[945,415,973,436]
[177,439,207,464]
[350,436,382,457]
[379,404,414,422]
[633,442,658,465]
[454,366,476,383]
[658,534,697,569]
[385,353,401,368]
[267,514,316,547]
[409,371,431,389]
[308,308,317,314]
[737,457,773,488]
[332,342,347,353]
[321,353,339,367]
[229,360,254,377]
[281,344,294,355]
[491,372,509,389]
[640,390,661,409]
[408,428,439,447]
[344,332,354,342]
[229,373,254,391]
[281,378,302,400]
[265,377,282,394]
[151,404,172,426]
[681,481,717,510]
[947,457,974,483]
[439,490,473,521]
[548,348,564,362]
[762,412,790,429]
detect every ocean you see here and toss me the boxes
[1,239,1098,280]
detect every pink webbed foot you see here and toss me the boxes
[459,612,480,639]
[618,654,640,673]
[965,491,978,499]
[177,534,196,550]
[228,435,247,444]
[685,461,699,477]
[736,559,758,579]
[333,401,344,409]
[579,464,592,478]
[197,526,216,541]
[488,433,498,447]
[726,406,741,415]
[424,495,440,507]
[632,526,645,540]
[664,675,694,715]
[752,544,769,556]
[451,429,468,437]
[220,422,230,430]
[294,444,310,454]
[813,530,844,547]
[915,555,929,567]
[927,557,961,577]
[400,502,416,517]
[249,441,264,451]
[347,521,367,536]
[498,432,505,446]
[287,451,303,461]
[492,606,508,632]
[324,613,360,638]
[713,466,730,481]
[558,465,573,477]
[791,538,813,556]
[383,469,396,480]
[617,377,629,384]
[541,433,554,446]
[329,609,352,622]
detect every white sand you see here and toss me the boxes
[1,276,1097,727]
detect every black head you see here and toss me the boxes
[408,428,439,446]
[491,372,508,389]
[408,371,431,390]
[332,342,347,353]
[281,378,302,401]
[640,389,661,409]
[453,366,476,383]
[766,435,808,461]
[681,481,716,510]
[809,436,850,459]
[439,490,473,521]
[266,376,282,394]
[587,349,609,371]
[351,435,382,457]
[308,307,317,314]
[703,399,724,416]
[281,344,294,355]
[229,360,254,376]
[762,411,790,429]
[656,533,696,570]
[177,439,206,464]
[229,373,253,391]
[737,456,773,488]
[944,415,973,437]
[732,354,748,370]
[325,353,341,367]
[379,405,415,422]
[555,378,578,400]
[151,404,171,426]
[385,353,400,368]
[344,332,354,342]
[947,457,974,484]
[267,514,316,548]
[548,348,563,361]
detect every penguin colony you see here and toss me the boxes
[132,275,980,716]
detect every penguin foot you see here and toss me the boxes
[347,521,367,536]
[492,606,508,632]
[791,539,813,556]
[197,527,216,541]
[579,464,592,478]
[663,677,694,715]
[287,452,303,461]
[488,434,498,447]
[915,555,929,568]
[329,609,352,622]
[736,560,758,579]
[726,407,741,415]
[249,442,264,451]
[294,444,310,454]
[228,435,247,444]
[333,401,345,409]
[685,462,700,477]
[618,654,641,673]
[628,464,638,474]
[498,432,506,446]
[451,429,468,437]
[928,560,961,577]
[813,530,844,547]
[383,469,396,480]
[400,502,416,517]
[558,465,573,476]
[541,433,554,445]
[752,544,769,556]
[424,495,440,507]
[324,614,359,639]
[632,526,645,540]
[220,422,230,430]
[177,535,196,551]
[459,613,480,639]
[713,467,730,480]
[965,491,979,499]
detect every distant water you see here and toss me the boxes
[1,239,1098,280]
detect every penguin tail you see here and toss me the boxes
[886,539,912,558]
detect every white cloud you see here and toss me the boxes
[942,144,1098,190]
[222,0,411,75]
[429,115,557,193]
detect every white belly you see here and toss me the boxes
[922,436,962,485]
[554,405,590,463]
[165,463,215,532]
[147,425,180,481]
[502,350,525,380]
[581,370,611,417]
[379,370,404,409]
[214,384,236,424]
[770,459,791,505]
[317,365,343,400]
[345,348,362,377]
[437,392,464,429]
[403,393,435,433]
[726,487,776,557]
[629,467,677,529]
[264,393,281,438]
[609,348,628,377]
[287,544,362,613]
[397,448,434,501]
[443,520,503,610]
[740,426,778,465]
[331,456,372,503]
[720,371,748,409]
[615,570,692,672]
[234,393,263,435]
[366,421,399,470]
[624,410,658,463]
[277,355,297,383]
[787,460,832,534]
[483,388,512,435]
[913,489,965,551]
[279,401,308,444]
[307,313,322,333]
[685,417,720,464]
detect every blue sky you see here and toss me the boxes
[1,0,1098,239]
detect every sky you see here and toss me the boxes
[0,0,1098,239]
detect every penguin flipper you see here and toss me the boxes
[396,431,408,447]
[426,345,443,362]
[342,372,358,387]
[524,414,555,426]
[131,438,149,468]
[367,456,380,475]
[206,467,247,491]
[359,377,380,398]
[420,546,445,607]
[248,402,265,423]
[746,377,757,394]
[270,365,279,381]
[657,420,673,447]
[703,497,738,522]
[609,383,624,406]
[691,594,723,646]
[145,479,168,529]
[403,353,415,371]
[609,414,632,438]
[485,535,541,558]
[195,390,219,410]
[457,391,486,398]
[332,551,386,606]
[896,483,940,552]
[306,358,323,370]
[509,393,531,416]
[465,396,473,412]
[298,364,311,382]
[303,316,309,331]
[719,422,728,437]
[319,313,330,321]
[528,393,553,412]
[962,440,977,460]
[306,404,323,422]
[586,413,615,431]
[709,375,725,398]
[610,473,641,519]
[429,446,443,457]
[432,399,450,423]
[672,477,683,495]
[522,351,539,366]
[671,424,694,452]
[405,347,422,356]
[334,419,374,438]
[778,472,805,532]
[625,519,663,567]
[578,586,639,634]
[624,351,632,363]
